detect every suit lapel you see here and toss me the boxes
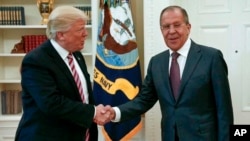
[44,41,72,77]
[44,41,82,100]
[73,52,95,104]
[178,41,202,100]
[161,50,176,102]
[73,53,88,79]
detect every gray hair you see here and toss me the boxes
[46,6,88,39]
[159,5,190,25]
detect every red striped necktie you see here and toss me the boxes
[67,53,85,102]
[67,53,89,141]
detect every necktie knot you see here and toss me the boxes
[172,52,180,61]
[67,53,73,59]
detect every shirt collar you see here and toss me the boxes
[169,38,191,58]
[50,39,70,60]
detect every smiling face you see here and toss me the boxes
[57,19,88,52]
[160,8,191,51]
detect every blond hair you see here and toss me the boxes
[46,6,88,39]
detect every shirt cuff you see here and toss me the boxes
[93,106,96,118]
[112,107,121,122]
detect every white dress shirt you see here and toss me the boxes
[168,38,191,78]
[50,39,89,104]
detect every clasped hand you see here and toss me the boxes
[94,104,115,125]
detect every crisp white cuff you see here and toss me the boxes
[112,107,121,122]
[94,106,96,118]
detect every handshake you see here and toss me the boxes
[93,104,116,125]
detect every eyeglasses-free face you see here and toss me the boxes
[160,9,191,51]
[160,22,186,32]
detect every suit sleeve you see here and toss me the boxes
[211,50,234,141]
[119,58,158,121]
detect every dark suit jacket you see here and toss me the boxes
[118,40,234,141]
[15,40,97,141]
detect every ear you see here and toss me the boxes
[187,23,191,29]
[187,23,191,34]
[56,32,65,41]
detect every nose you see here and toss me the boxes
[83,29,88,38]
[168,26,176,33]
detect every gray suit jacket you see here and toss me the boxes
[118,40,234,141]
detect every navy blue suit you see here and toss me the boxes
[118,40,234,141]
[15,40,97,141]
